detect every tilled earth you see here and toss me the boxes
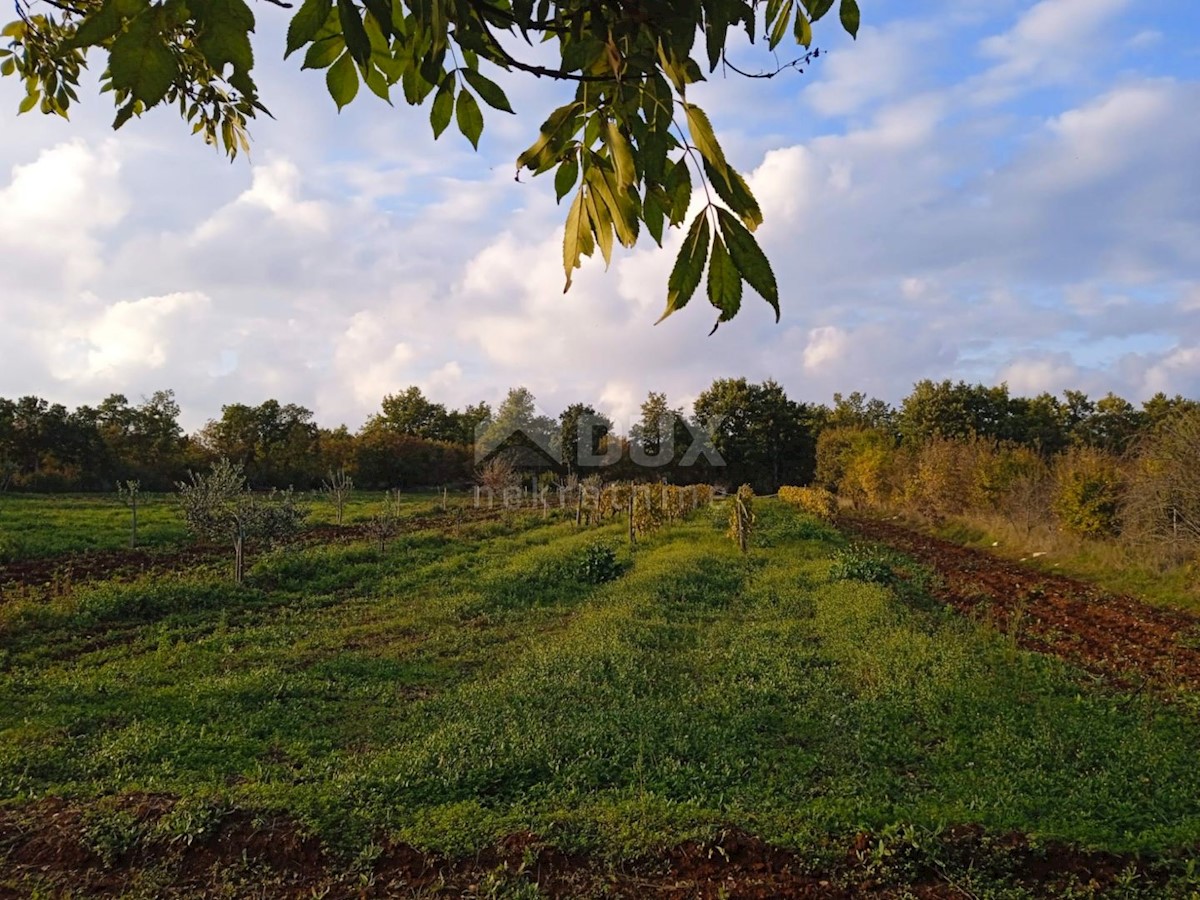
[0,797,1157,899]
[843,515,1200,693]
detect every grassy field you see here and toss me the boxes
[3,499,1200,895]
[0,491,451,562]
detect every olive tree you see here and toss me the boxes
[177,459,307,583]
[1,0,863,330]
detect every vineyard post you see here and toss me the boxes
[628,489,636,548]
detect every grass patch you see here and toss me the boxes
[2,499,1200,888]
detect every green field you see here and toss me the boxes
[0,491,451,562]
[2,500,1200,895]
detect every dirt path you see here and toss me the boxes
[844,516,1200,693]
[0,797,1152,899]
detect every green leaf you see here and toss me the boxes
[839,0,860,37]
[361,0,394,38]
[717,208,779,320]
[588,165,638,248]
[18,91,39,114]
[455,88,483,149]
[664,157,692,226]
[113,100,136,129]
[326,50,359,110]
[429,73,454,138]
[66,0,128,49]
[794,9,813,47]
[658,211,710,323]
[584,187,614,267]
[338,0,372,66]
[364,62,391,102]
[195,0,256,75]
[643,187,665,246]
[109,12,179,108]
[604,120,636,190]
[554,156,579,202]
[706,235,741,328]
[702,158,762,231]
[516,101,582,172]
[804,0,835,22]
[769,0,793,50]
[462,69,513,113]
[684,103,728,187]
[704,0,729,71]
[303,36,344,69]
[563,188,585,289]
[287,0,331,55]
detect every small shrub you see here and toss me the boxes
[778,485,837,520]
[829,544,897,585]
[577,542,621,585]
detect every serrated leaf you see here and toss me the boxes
[704,0,729,71]
[66,0,125,48]
[326,49,359,110]
[563,188,585,289]
[684,103,729,188]
[109,13,179,108]
[643,188,665,246]
[195,0,255,75]
[769,0,793,50]
[287,0,332,56]
[584,187,614,267]
[795,9,813,47]
[113,99,136,128]
[664,157,692,226]
[605,119,636,190]
[364,62,391,102]
[516,102,582,172]
[361,0,394,38]
[717,208,778,320]
[338,0,371,66]
[554,156,578,202]
[702,158,762,231]
[804,0,834,22]
[455,88,483,149]
[839,0,860,37]
[588,165,637,248]
[706,235,741,327]
[462,69,513,113]
[658,211,710,323]
[429,73,454,137]
[303,36,343,69]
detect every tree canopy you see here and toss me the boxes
[1,0,862,330]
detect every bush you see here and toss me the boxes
[1052,448,1123,538]
[577,542,621,585]
[778,485,836,520]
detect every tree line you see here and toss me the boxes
[1,381,1196,507]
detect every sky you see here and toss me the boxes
[1,0,1198,432]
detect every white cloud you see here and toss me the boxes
[0,1,1198,428]
[976,0,1131,101]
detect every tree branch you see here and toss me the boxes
[720,47,819,79]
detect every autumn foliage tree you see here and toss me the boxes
[1,0,863,330]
